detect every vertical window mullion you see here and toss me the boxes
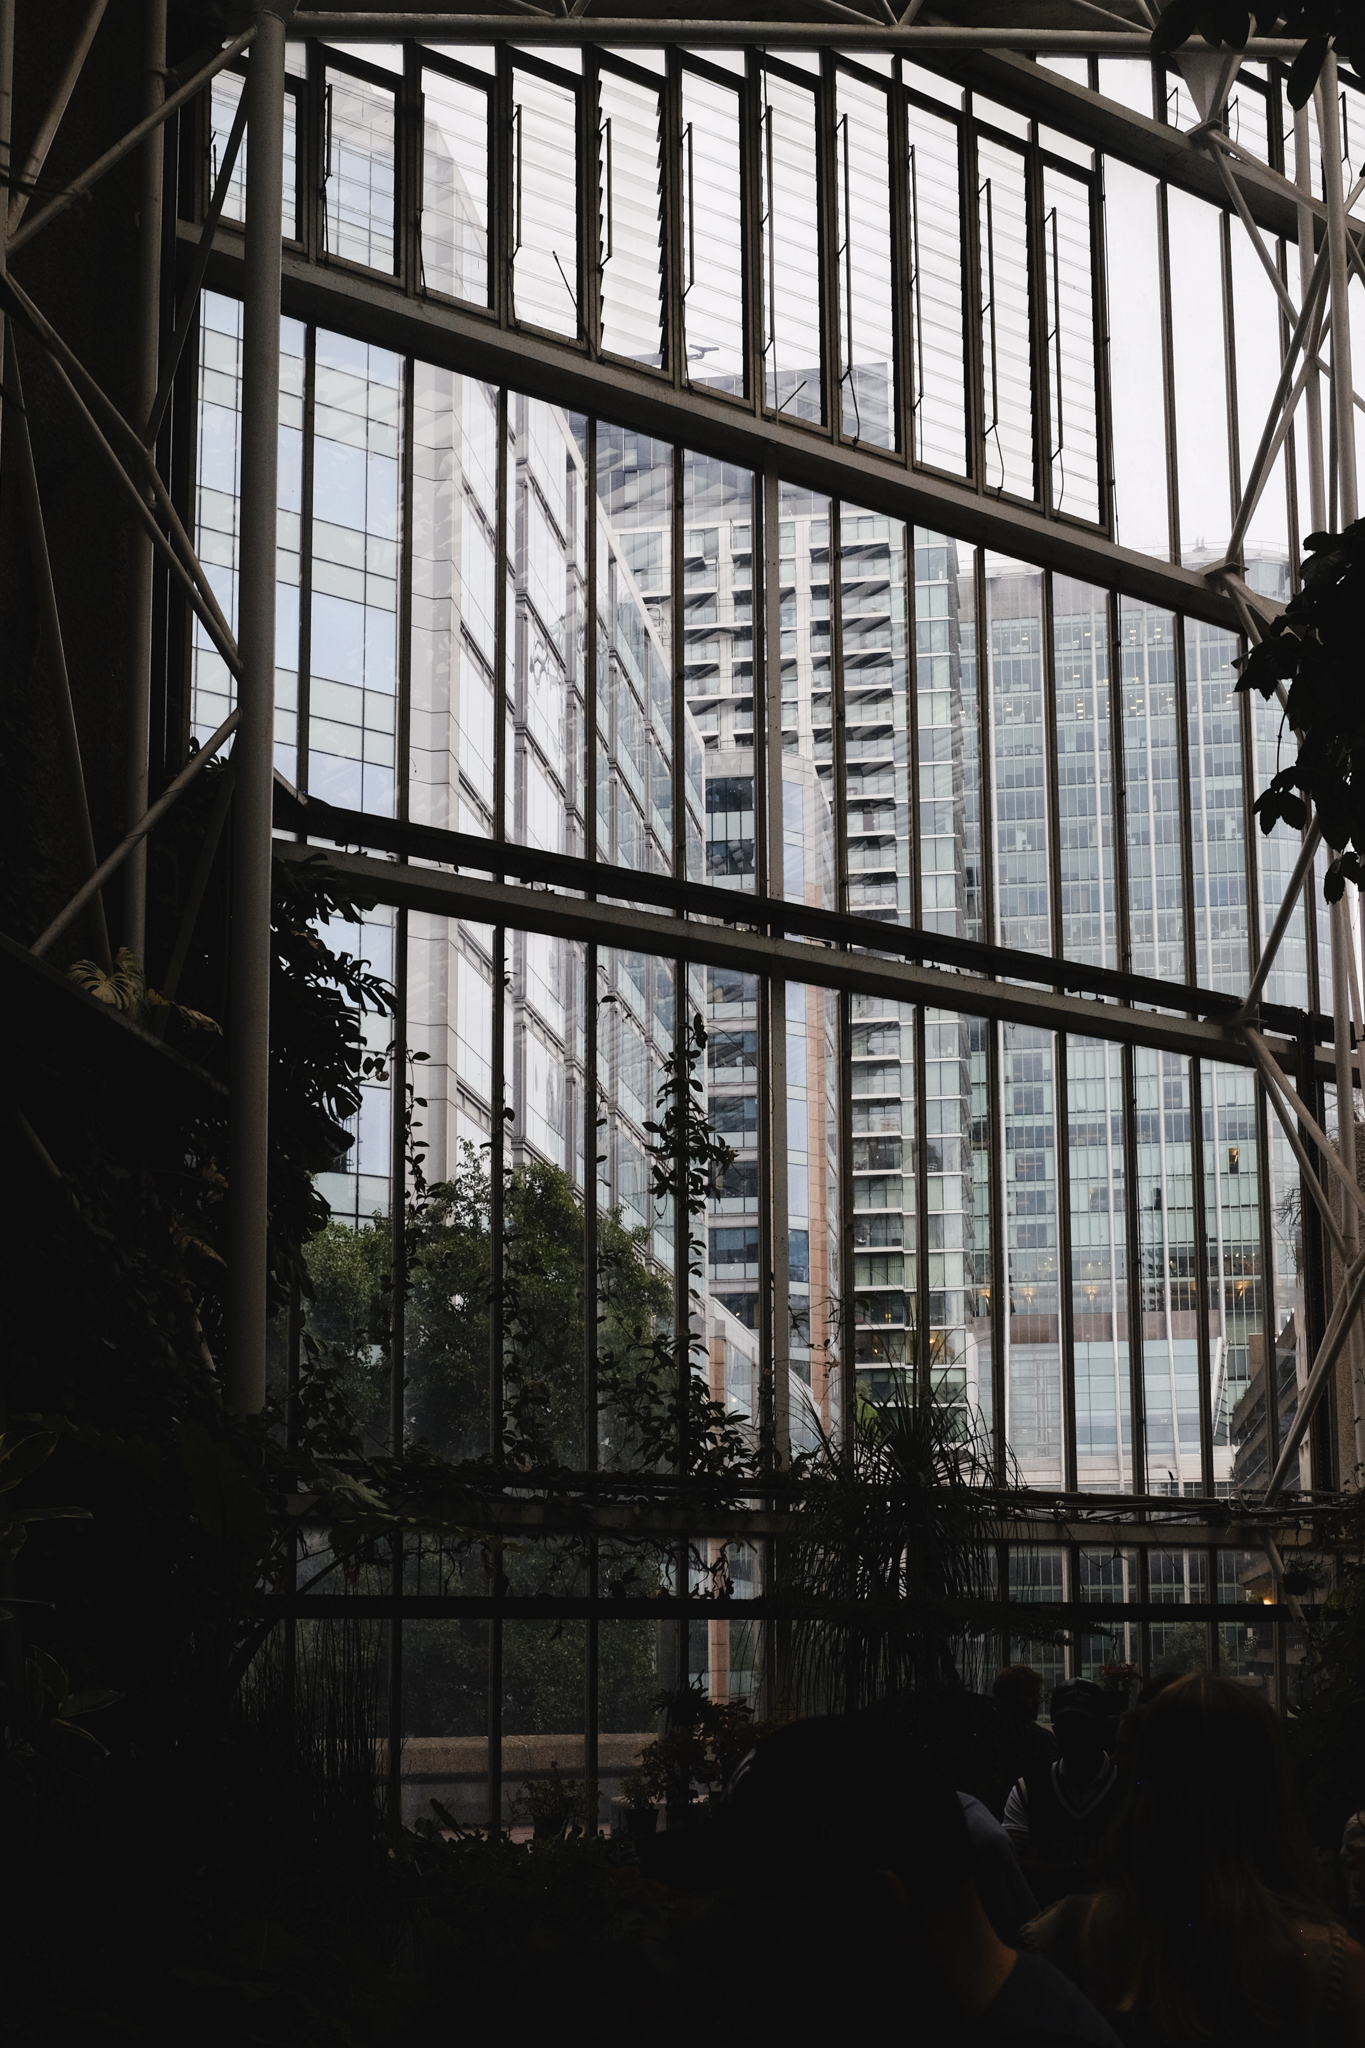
[1156,180,1182,566]
[1189,1058,1218,1498]
[742,51,765,411]
[663,48,685,388]
[818,52,842,443]
[1122,1040,1148,1494]
[1056,1032,1080,1493]
[1027,125,1053,516]
[888,59,914,461]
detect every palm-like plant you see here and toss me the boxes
[782,1356,1015,1714]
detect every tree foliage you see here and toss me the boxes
[1236,521,1365,899]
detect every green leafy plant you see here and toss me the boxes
[1236,521,1365,899]
[510,1761,593,1836]
[1151,3,1365,108]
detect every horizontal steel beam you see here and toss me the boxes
[273,840,1342,1077]
[263,1593,1298,1623]
[292,19,1303,59]
[194,226,1246,629]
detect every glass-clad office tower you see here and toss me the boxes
[182,32,1362,1803]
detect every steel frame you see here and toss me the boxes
[7,7,1364,1770]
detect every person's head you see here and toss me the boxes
[993,1664,1045,1720]
[1049,1678,1111,1771]
[1097,1674,1329,2043]
[1340,1810,1365,1890]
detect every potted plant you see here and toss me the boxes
[512,1762,588,1842]
[613,1773,659,1846]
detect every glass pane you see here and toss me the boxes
[685,454,753,886]
[1042,164,1099,521]
[1120,601,1184,982]
[987,558,1050,956]
[1103,158,1169,557]
[1185,617,1249,994]
[1069,1037,1132,1490]
[927,1009,994,1445]
[191,292,303,784]
[1230,212,1292,567]
[779,483,836,910]
[599,69,664,367]
[704,962,762,1438]
[907,98,967,475]
[422,69,490,304]
[788,983,843,1445]
[404,902,499,1437]
[1203,1060,1263,1483]
[916,532,982,944]
[402,1618,490,1830]
[1263,1100,1312,1495]
[1003,1024,1063,1486]
[842,506,909,920]
[308,331,402,817]
[852,1000,917,1405]
[1054,575,1116,969]
[325,68,396,272]
[836,71,895,448]
[681,69,744,393]
[762,69,823,422]
[977,137,1034,500]
[1096,60,1155,117]
[506,397,586,854]
[1251,702,1310,1010]
[1167,186,1230,566]
[1135,1051,1202,1493]
[210,71,297,238]
[513,68,580,338]
[596,424,672,873]
[409,368,497,833]
[313,903,395,1233]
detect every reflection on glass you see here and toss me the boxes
[906,95,966,475]
[1103,158,1169,557]
[977,137,1034,499]
[1135,1050,1202,1492]
[316,905,394,1225]
[596,426,677,872]
[191,293,303,785]
[210,71,298,238]
[787,983,842,1445]
[401,1617,489,1830]
[684,455,752,885]
[422,68,489,303]
[1251,692,1310,1010]
[599,68,664,367]
[852,1000,917,1406]
[1042,164,1099,521]
[505,399,585,853]
[1167,185,1230,565]
[1185,618,1248,994]
[836,71,895,448]
[987,559,1050,956]
[681,69,744,392]
[308,331,401,816]
[779,483,836,909]
[1121,601,1184,981]
[916,532,981,943]
[512,66,580,338]
[1202,1060,1263,1476]
[325,67,396,271]
[761,69,823,423]
[409,368,497,833]
[1003,1024,1063,1487]
[1054,576,1115,967]
[1263,1109,1311,1495]
[1069,1038,1131,1489]
[842,504,909,919]
[705,963,761,1450]
[927,1009,994,1444]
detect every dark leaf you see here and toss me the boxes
[1286,32,1332,105]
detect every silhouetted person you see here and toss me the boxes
[1004,1679,1122,1907]
[679,1716,1120,2045]
[1021,1674,1365,2047]
[995,1664,1048,1722]
[959,1789,1041,1943]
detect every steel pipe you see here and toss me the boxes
[1319,63,1359,529]
[290,17,1304,53]
[226,6,289,1419]
[1265,1255,1365,1501]
[124,0,167,961]
[5,0,108,236]
[1242,1025,1365,1232]
[144,85,248,449]
[5,27,255,257]
[1239,820,1322,1019]
[6,334,111,968]
[30,709,240,960]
